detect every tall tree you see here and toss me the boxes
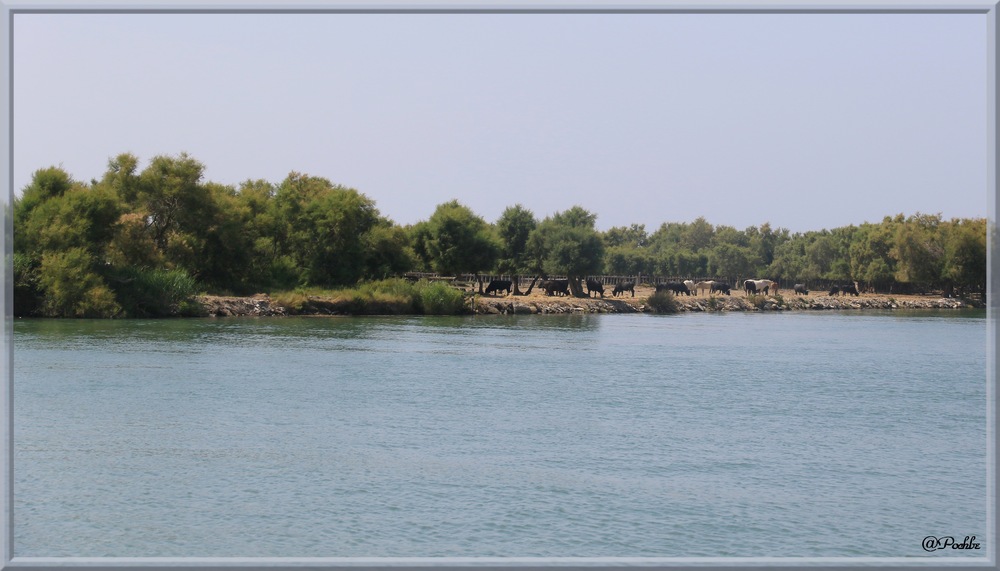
[526,206,605,297]
[849,219,898,292]
[495,204,537,294]
[682,216,714,252]
[941,217,987,297]
[604,223,648,248]
[274,172,384,287]
[415,200,499,285]
[891,213,945,288]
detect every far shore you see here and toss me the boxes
[195,285,981,318]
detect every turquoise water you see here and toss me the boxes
[12,311,989,558]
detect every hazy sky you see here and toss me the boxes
[12,9,989,233]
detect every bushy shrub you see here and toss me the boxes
[416,280,467,315]
[37,248,121,318]
[645,290,679,314]
[108,266,199,317]
[271,278,468,315]
[362,278,419,301]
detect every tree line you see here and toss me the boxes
[13,152,988,317]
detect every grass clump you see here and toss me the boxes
[271,290,311,313]
[706,295,720,311]
[108,266,201,317]
[646,290,679,314]
[272,278,469,316]
[416,280,467,315]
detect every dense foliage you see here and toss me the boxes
[13,153,988,316]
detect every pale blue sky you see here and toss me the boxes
[12,10,989,233]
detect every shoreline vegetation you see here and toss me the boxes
[14,153,987,319]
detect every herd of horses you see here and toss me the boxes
[482,277,862,298]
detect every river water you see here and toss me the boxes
[12,311,989,559]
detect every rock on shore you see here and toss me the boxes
[194,292,979,317]
[473,297,643,315]
[196,294,286,317]
[472,293,978,315]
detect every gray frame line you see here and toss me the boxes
[2,0,12,568]
[0,1,995,570]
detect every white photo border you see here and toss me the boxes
[0,1,996,569]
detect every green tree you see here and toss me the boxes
[941,217,987,297]
[803,230,852,281]
[18,181,122,258]
[604,245,653,276]
[363,222,416,279]
[415,200,500,284]
[36,248,120,318]
[526,206,605,297]
[14,166,76,235]
[14,168,126,316]
[193,182,256,292]
[604,224,648,248]
[682,216,714,252]
[234,179,295,290]
[132,153,212,254]
[849,218,898,292]
[99,153,141,205]
[495,204,537,294]
[602,223,651,278]
[891,213,945,288]
[747,223,787,269]
[708,243,760,281]
[274,172,384,287]
[768,234,808,284]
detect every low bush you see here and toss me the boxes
[271,290,310,313]
[417,280,467,315]
[646,290,679,314]
[272,278,468,315]
[108,266,200,317]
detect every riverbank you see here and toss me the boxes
[195,287,980,317]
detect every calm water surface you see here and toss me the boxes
[13,311,989,558]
